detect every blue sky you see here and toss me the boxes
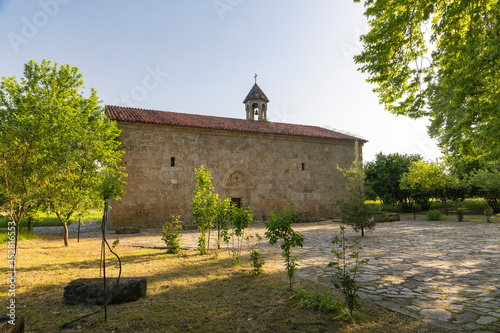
[0,0,441,162]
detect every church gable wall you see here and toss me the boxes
[109,122,359,229]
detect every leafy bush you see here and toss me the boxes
[291,288,352,321]
[485,207,493,223]
[162,215,183,254]
[426,210,441,221]
[455,200,465,222]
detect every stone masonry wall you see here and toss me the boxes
[108,122,361,229]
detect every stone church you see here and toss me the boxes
[105,81,366,228]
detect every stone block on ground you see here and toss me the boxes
[373,213,400,222]
[0,315,24,333]
[64,277,147,305]
[386,213,400,222]
[116,227,141,234]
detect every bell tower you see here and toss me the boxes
[243,74,269,121]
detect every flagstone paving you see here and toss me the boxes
[38,219,500,332]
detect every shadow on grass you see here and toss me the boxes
[12,243,454,333]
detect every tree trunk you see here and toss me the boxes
[207,227,210,252]
[62,222,69,247]
[13,216,20,271]
[28,216,34,233]
[442,199,449,215]
[400,201,412,213]
[486,199,500,214]
[217,222,220,250]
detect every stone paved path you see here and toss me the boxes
[37,219,500,332]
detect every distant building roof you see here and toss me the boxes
[105,105,367,143]
[243,83,270,103]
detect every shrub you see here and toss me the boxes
[325,225,367,319]
[291,288,351,320]
[247,233,265,276]
[265,204,304,291]
[453,199,465,222]
[426,210,441,221]
[485,207,493,223]
[162,215,183,254]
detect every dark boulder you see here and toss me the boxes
[64,277,147,305]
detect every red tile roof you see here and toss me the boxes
[105,105,367,142]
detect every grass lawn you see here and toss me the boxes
[400,212,500,223]
[0,236,453,333]
[0,229,38,244]
[0,209,103,228]
[366,198,489,212]
[367,198,500,223]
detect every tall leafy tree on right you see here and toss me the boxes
[354,0,500,163]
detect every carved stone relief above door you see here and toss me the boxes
[222,166,255,190]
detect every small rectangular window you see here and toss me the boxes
[302,163,305,171]
[230,198,242,208]
[171,157,175,167]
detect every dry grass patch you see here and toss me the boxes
[0,236,452,332]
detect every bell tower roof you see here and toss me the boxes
[243,83,269,103]
[244,75,269,121]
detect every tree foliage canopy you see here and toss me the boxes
[0,59,125,246]
[400,160,458,214]
[469,168,500,213]
[365,152,429,211]
[354,0,500,162]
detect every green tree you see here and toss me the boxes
[354,0,500,163]
[265,204,304,291]
[190,165,218,254]
[400,160,458,215]
[216,198,253,264]
[0,59,125,250]
[334,142,373,236]
[215,197,232,250]
[227,202,253,262]
[469,168,500,213]
[40,62,124,246]
[365,153,431,212]
[162,214,183,254]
